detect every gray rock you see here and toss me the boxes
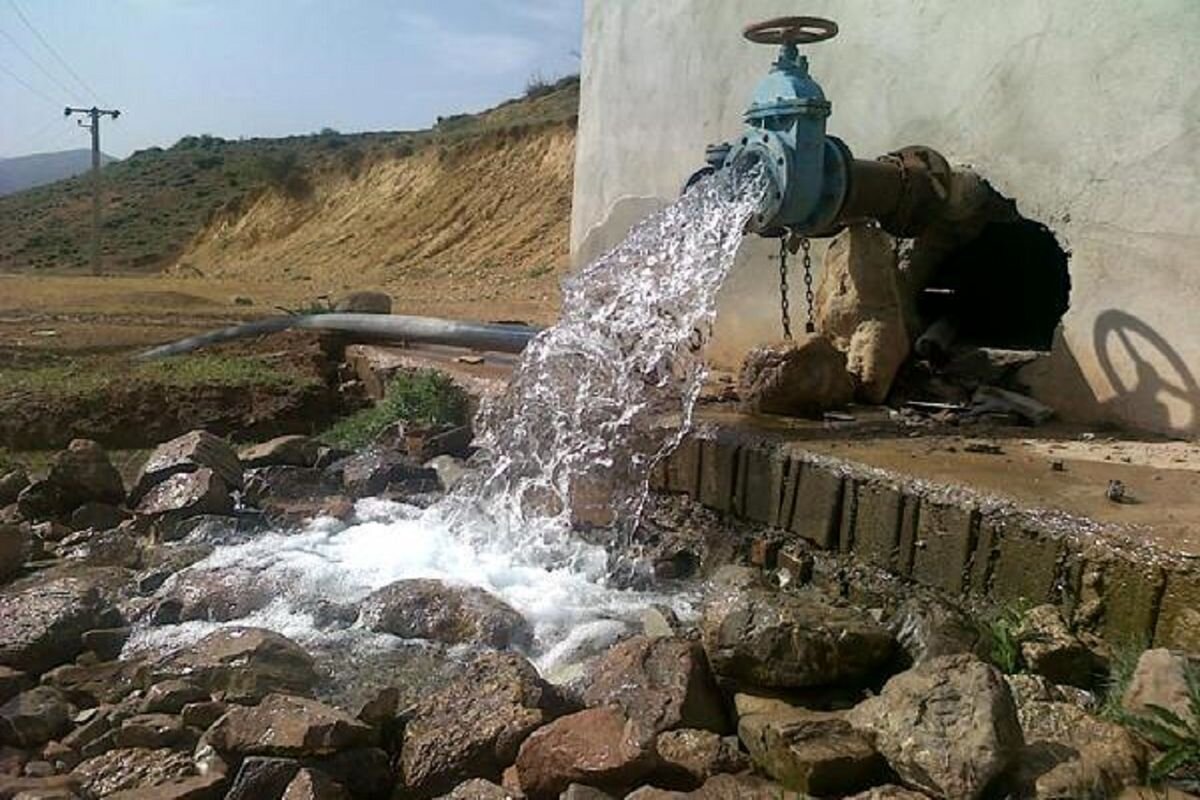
[0,525,30,583]
[56,528,140,568]
[282,767,350,800]
[0,470,29,508]
[68,501,130,532]
[71,747,197,797]
[1016,605,1102,689]
[582,636,727,737]
[225,756,301,800]
[149,564,290,624]
[139,680,208,714]
[239,436,321,469]
[46,439,125,509]
[81,627,131,661]
[135,468,233,519]
[153,627,317,704]
[327,449,438,498]
[0,666,31,705]
[737,334,855,417]
[435,778,514,799]
[700,582,895,689]
[400,651,563,797]
[208,694,375,757]
[131,430,243,504]
[843,787,930,799]
[0,687,70,747]
[358,578,532,650]
[425,455,471,492]
[333,291,391,314]
[0,572,119,674]
[848,653,1023,800]
[114,713,190,749]
[1122,648,1198,728]
[738,705,887,796]
[889,594,985,665]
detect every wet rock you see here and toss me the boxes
[889,594,985,665]
[306,746,391,799]
[843,787,930,800]
[131,430,243,504]
[281,767,349,800]
[333,290,391,314]
[0,688,69,747]
[582,636,726,737]
[140,680,208,715]
[737,335,855,417]
[135,468,233,519]
[653,729,747,790]
[327,449,438,499]
[40,659,144,707]
[71,747,196,797]
[0,471,29,508]
[815,224,910,404]
[239,436,321,469]
[46,439,125,509]
[68,502,129,533]
[56,528,140,568]
[1015,605,1102,688]
[0,526,30,583]
[153,627,318,704]
[61,706,118,757]
[115,713,190,750]
[358,579,532,650]
[149,565,290,624]
[0,573,118,675]
[1122,648,1198,727]
[847,653,1022,800]
[81,627,131,662]
[515,707,656,799]
[208,693,374,757]
[1007,688,1145,799]
[700,581,894,689]
[180,701,225,730]
[400,651,564,797]
[426,455,471,492]
[434,778,514,798]
[0,668,31,706]
[225,756,300,800]
[739,705,886,796]
[134,543,215,593]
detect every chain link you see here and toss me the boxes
[777,237,792,340]
[801,237,815,334]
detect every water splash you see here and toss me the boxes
[462,166,766,549]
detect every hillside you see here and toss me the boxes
[0,149,116,196]
[0,77,578,282]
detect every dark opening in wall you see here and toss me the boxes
[916,218,1071,352]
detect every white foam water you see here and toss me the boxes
[126,167,766,673]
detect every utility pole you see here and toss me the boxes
[64,106,120,276]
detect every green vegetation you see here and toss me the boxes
[320,369,469,450]
[983,603,1027,675]
[0,76,579,275]
[0,355,313,397]
[1119,663,1200,783]
[1101,643,1146,721]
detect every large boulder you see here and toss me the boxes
[326,449,438,498]
[653,729,748,790]
[0,525,30,583]
[71,747,197,797]
[737,335,855,417]
[282,767,350,800]
[700,576,895,689]
[131,430,243,505]
[153,627,317,704]
[358,579,532,650]
[514,707,657,799]
[239,436,321,469]
[0,686,70,747]
[814,224,910,404]
[889,594,986,665]
[0,572,120,674]
[738,705,888,796]
[1015,605,1102,688]
[135,468,234,519]
[208,693,375,758]
[47,439,126,508]
[0,470,28,508]
[1122,648,1198,727]
[847,654,1023,800]
[399,651,564,797]
[1007,678,1146,799]
[581,636,727,737]
[149,565,292,624]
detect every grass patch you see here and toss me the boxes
[0,355,313,397]
[980,602,1030,675]
[320,369,469,450]
[1101,643,1147,721]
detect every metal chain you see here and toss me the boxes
[777,236,792,340]
[801,236,815,334]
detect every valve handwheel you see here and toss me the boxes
[743,16,838,45]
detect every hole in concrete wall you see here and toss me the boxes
[916,217,1071,352]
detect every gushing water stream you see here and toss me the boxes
[126,167,766,679]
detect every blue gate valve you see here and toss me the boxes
[689,16,952,239]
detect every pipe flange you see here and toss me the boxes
[727,130,790,232]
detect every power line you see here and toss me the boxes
[0,58,60,106]
[0,24,80,102]
[8,0,100,103]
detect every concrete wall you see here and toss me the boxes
[571,0,1200,438]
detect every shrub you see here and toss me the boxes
[1119,663,1200,784]
[320,369,469,450]
[252,152,312,199]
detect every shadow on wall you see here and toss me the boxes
[1093,309,1200,437]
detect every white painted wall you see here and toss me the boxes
[571,0,1200,438]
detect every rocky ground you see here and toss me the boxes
[1,411,1197,799]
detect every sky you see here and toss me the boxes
[0,0,582,159]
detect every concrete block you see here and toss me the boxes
[648,457,668,491]
[699,438,738,513]
[666,436,700,495]
[1094,549,1164,648]
[778,457,800,531]
[736,445,785,526]
[897,492,920,575]
[971,516,1065,606]
[837,479,858,555]
[911,499,978,594]
[1152,564,1200,651]
[787,463,843,550]
[844,481,903,570]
